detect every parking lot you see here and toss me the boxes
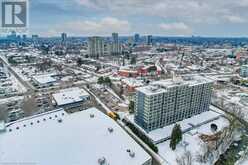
[90,85,128,113]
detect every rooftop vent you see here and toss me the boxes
[98,157,106,165]
[90,114,95,118]
[150,85,159,92]
[211,123,218,133]
[57,118,63,123]
[108,127,114,133]
[129,151,135,158]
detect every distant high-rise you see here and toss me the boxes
[11,31,16,37]
[111,33,121,55]
[135,76,213,132]
[134,33,140,44]
[61,33,67,44]
[22,35,27,40]
[147,35,153,46]
[7,31,17,40]
[31,35,39,40]
[88,36,105,59]
[240,65,248,77]
[128,36,133,46]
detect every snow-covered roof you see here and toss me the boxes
[52,87,90,106]
[122,78,144,87]
[33,74,57,85]
[127,110,222,144]
[157,116,229,165]
[136,85,166,96]
[137,76,213,96]
[152,76,213,88]
[0,108,151,165]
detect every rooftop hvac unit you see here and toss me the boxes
[108,127,114,133]
[129,151,135,158]
[90,114,95,118]
[98,157,106,165]
[57,118,63,123]
[127,149,135,158]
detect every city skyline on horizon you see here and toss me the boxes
[9,0,248,38]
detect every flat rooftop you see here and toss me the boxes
[136,76,213,95]
[152,76,213,88]
[136,85,166,96]
[0,108,151,165]
[52,87,90,106]
[33,74,57,85]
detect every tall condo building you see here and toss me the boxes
[111,33,121,55]
[88,36,105,59]
[134,33,140,44]
[147,35,153,45]
[61,33,67,44]
[134,76,213,132]
[240,65,248,77]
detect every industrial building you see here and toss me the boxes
[0,108,152,165]
[134,76,213,132]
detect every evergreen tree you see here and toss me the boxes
[97,76,104,84]
[129,101,135,114]
[170,124,183,150]
[104,77,112,87]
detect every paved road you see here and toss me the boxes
[0,57,35,92]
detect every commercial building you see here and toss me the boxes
[118,65,162,78]
[32,74,57,87]
[240,65,248,77]
[88,36,105,59]
[134,76,213,132]
[0,108,152,165]
[52,87,90,107]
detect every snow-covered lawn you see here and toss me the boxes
[158,117,229,165]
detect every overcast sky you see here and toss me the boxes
[29,0,248,37]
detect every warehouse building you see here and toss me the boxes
[0,108,152,165]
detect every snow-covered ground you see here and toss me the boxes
[212,89,248,121]
[127,110,223,144]
[0,96,24,105]
[125,109,231,165]
[157,117,229,165]
[0,67,27,95]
